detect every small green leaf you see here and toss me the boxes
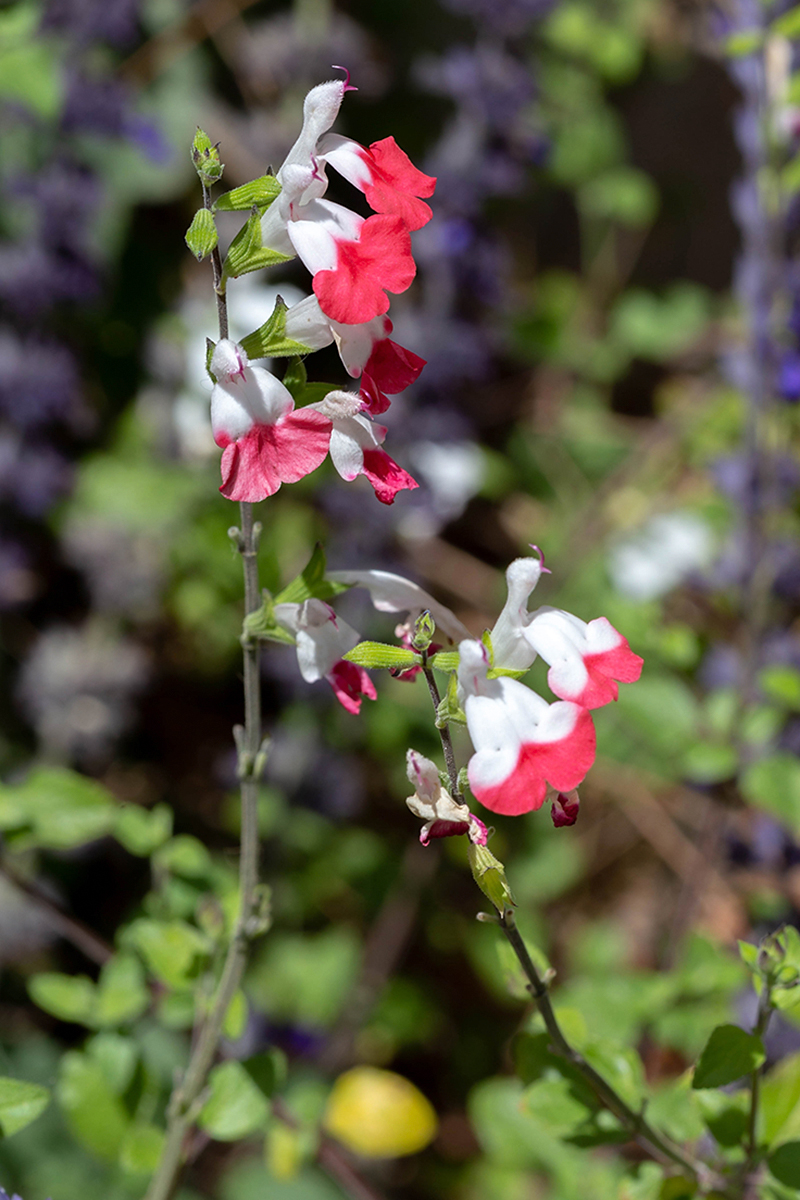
[762,1052,800,1145]
[222,210,293,280]
[125,918,209,989]
[242,1049,287,1098]
[57,1051,129,1160]
[343,642,419,670]
[0,767,115,850]
[114,803,173,857]
[692,1024,766,1089]
[214,174,280,212]
[694,1088,749,1146]
[769,1141,800,1188]
[222,989,248,1040]
[273,544,352,606]
[240,297,314,359]
[95,955,149,1027]
[725,29,763,56]
[0,1077,50,1136]
[28,973,96,1025]
[192,128,224,186]
[86,1032,138,1095]
[152,834,212,879]
[429,651,459,673]
[773,7,800,37]
[197,1060,270,1140]
[739,939,760,972]
[281,357,308,399]
[682,741,738,784]
[185,209,218,261]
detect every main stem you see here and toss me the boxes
[144,191,261,1200]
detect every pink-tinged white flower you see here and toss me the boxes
[406,749,488,846]
[457,640,596,817]
[489,550,644,708]
[261,76,434,326]
[284,298,425,416]
[210,339,331,502]
[521,609,644,709]
[313,391,418,505]
[326,568,472,644]
[548,788,580,828]
[273,598,376,715]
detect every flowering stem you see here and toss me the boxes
[144,194,263,1200]
[498,908,711,1184]
[202,181,228,340]
[422,663,462,800]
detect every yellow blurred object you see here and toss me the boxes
[323,1066,438,1158]
[265,1123,305,1179]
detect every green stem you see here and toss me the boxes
[744,991,772,1175]
[422,663,462,801]
[144,191,262,1200]
[498,909,709,1183]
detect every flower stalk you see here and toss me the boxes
[144,180,264,1200]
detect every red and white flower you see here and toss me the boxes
[457,639,596,817]
[490,550,644,708]
[274,598,376,715]
[284,297,426,415]
[210,339,331,502]
[406,749,488,846]
[261,76,435,326]
[312,390,418,505]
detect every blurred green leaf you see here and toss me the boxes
[125,918,209,989]
[762,1053,800,1146]
[95,956,149,1027]
[198,1060,270,1141]
[0,1076,50,1136]
[740,753,800,836]
[0,767,115,850]
[692,1024,765,1089]
[759,667,800,711]
[248,927,360,1028]
[681,741,738,784]
[694,1088,749,1147]
[609,285,709,363]
[769,1142,800,1189]
[28,974,96,1025]
[57,1050,129,1160]
[119,1123,165,1175]
[86,1033,137,1095]
[0,4,62,117]
[579,168,658,227]
[114,803,173,857]
[152,834,213,879]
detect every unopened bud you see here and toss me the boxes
[192,128,224,186]
[468,843,514,913]
[412,610,436,652]
[185,208,218,261]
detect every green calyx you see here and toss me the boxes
[192,128,224,186]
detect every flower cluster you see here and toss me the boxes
[210,75,434,506]
[270,549,642,830]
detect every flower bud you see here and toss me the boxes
[192,127,224,186]
[468,842,514,913]
[411,610,436,652]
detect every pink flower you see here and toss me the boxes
[490,551,644,708]
[457,640,596,817]
[210,340,331,502]
[274,598,376,714]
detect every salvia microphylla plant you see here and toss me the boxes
[6,61,800,1200]
[136,69,798,1200]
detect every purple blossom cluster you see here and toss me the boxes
[0,0,150,597]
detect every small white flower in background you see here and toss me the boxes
[405,749,487,846]
[398,440,485,539]
[609,511,714,602]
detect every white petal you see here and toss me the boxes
[284,295,335,351]
[489,556,545,670]
[406,749,441,804]
[279,81,345,176]
[317,133,373,190]
[327,570,472,644]
[211,338,247,381]
[330,313,391,378]
[287,199,363,275]
[328,414,384,481]
[464,693,521,791]
[210,365,294,443]
[294,598,359,681]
